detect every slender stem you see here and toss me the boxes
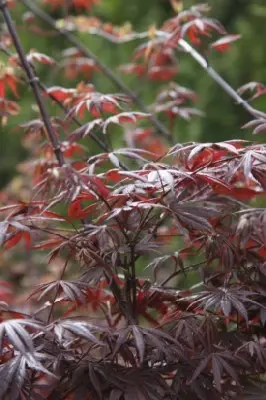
[179,38,266,119]
[104,271,135,325]
[157,31,266,120]
[130,245,137,322]
[124,260,132,314]
[19,0,171,139]
[47,258,69,324]
[0,0,65,166]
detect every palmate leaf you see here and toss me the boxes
[152,100,203,120]
[210,34,241,53]
[111,325,183,366]
[18,118,60,135]
[0,355,26,400]
[50,319,104,345]
[1,206,66,248]
[171,363,221,400]
[0,217,31,248]
[114,148,154,162]
[237,81,266,101]
[29,280,88,302]
[237,341,266,369]
[45,86,75,103]
[186,141,240,170]
[68,118,103,142]
[0,98,20,118]
[170,202,219,233]
[0,352,54,400]
[118,367,171,400]
[85,148,154,171]
[190,350,247,392]
[103,112,151,134]
[235,209,266,249]
[72,362,171,400]
[229,148,266,183]
[0,319,43,354]
[242,383,266,400]
[188,287,257,321]
[155,82,197,104]
[4,2,266,398]
[170,313,201,349]
[67,92,131,119]
[146,252,185,282]
[26,51,55,66]
[180,17,226,44]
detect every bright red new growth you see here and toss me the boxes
[210,34,241,52]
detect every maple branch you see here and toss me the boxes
[157,31,266,120]
[0,5,132,323]
[0,0,65,166]
[20,0,171,139]
[0,47,129,171]
[105,271,136,325]
[178,38,266,119]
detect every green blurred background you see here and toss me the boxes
[1,0,266,187]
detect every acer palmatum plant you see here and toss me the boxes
[1,0,266,399]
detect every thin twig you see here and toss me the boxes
[178,38,266,119]
[47,258,69,324]
[130,245,137,322]
[80,20,266,121]
[19,0,171,139]
[0,0,65,166]
[156,31,266,120]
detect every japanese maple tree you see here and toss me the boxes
[1,0,266,399]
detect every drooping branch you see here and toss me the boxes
[0,0,65,166]
[19,0,171,139]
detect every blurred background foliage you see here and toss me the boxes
[1,0,266,187]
